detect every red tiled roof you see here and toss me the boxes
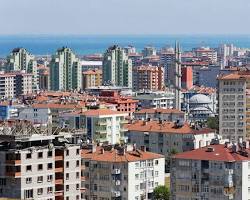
[81,147,164,162]
[32,103,83,109]
[218,72,250,80]
[174,144,250,162]
[126,120,214,135]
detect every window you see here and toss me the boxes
[66,197,69,200]
[76,184,79,190]
[26,177,32,184]
[37,188,43,195]
[76,160,80,167]
[47,175,53,182]
[47,151,52,157]
[38,164,43,171]
[135,185,139,191]
[66,185,69,191]
[76,149,79,155]
[85,162,89,167]
[37,176,43,183]
[135,174,139,180]
[24,189,33,198]
[38,152,43,159]
[76,195,79,200]
[66,173,69,180]
[0,178,6,186]
[66,150,69,156]
[76,172,79,179]
[66,161,69,168]
[155,171,159,177]
[155,160,159,165]
[26,153,32,159]
[47,187,53,194]
[47,163,53,170]
[26,165,32,172]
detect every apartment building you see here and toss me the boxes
[31,103,83,127]
[133,108,185,122]
[59,108,129,144]
[218,71,250,142]
[133,91,175,110]
[6,48,38,92]
[99,90,138,117]
[0,73,15,98]
[171,142,250,200]
[82,69,102,90]
[132,65,164,91]
[126,120,216,170]
[17,105,52,125]
[0,72,33,99]
[160,51,175,85]
[50,47,82,91]
[0,120,81,200]
[194,47,218,63]
[102,45,132,88]
[81,145,165,200]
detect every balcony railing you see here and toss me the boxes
[112,168,121,175]
[111,190,121,197]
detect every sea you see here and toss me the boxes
[0,34,250,57]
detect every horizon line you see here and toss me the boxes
[0,33,250,37]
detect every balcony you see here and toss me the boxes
[55,167,63,173]
[55,191,63,196]
[113,180,121,186]
[112,168,121,175]
[5,171,21,177]
[6,159,21,165]
[55,179,63,185]
[120,128,128,132]
[55,155,63,161]
[96,121,107,126]
[111,191,121,197]
[95,128,107,134]
[120,119,128,124]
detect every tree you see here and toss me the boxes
[207,116,219,130]
[153,185,170,200]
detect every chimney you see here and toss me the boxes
[133,143,136,151]
[141,146,146,152]
[91,144,96,153]
[246,141,250,149]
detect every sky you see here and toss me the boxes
[0,0,250,35]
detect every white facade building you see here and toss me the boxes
[60,109,129,145]
[126,120,216,171]
[134,91,175,110]
[18,106,52,125]
[81,145,165,200]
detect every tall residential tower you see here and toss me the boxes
[102,45,132,88]
[6,48,38,92]
[50,47,82,91]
